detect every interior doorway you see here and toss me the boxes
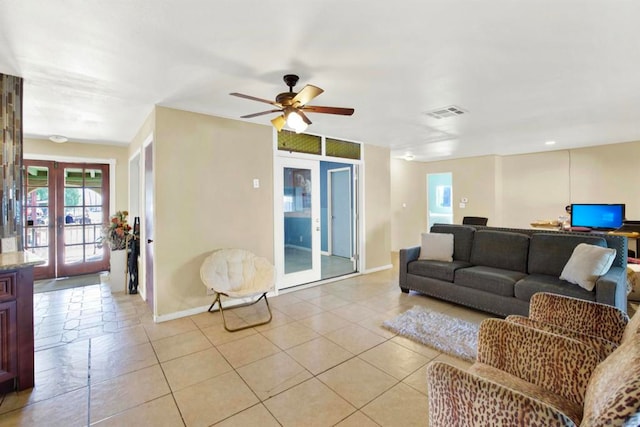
[143,141,155,313]
[427,172,453,230]
[24,160,110,280]
[275,157,358,289]
[323,163,357,279]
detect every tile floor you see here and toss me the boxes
[0,268,493,426]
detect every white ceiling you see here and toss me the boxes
[2,1,640,161]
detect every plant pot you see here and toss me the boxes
[109,249,127,293]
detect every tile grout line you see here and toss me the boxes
[87,338,92,426]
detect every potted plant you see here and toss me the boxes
[104,210,132,250]
[103,211,132,292]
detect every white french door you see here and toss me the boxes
[275,157,321,288]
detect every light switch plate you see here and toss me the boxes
[1,237,17,253]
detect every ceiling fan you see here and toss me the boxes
[230,74,354,133]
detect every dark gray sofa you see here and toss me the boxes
[399,224,628,316]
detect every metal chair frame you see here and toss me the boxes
[208,291,272,332]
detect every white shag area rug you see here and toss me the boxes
[383,306,479,362]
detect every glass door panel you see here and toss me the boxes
[284,168,313,274]
[24,163,54,278]
[276,158,321,288]
[57,164,109,276]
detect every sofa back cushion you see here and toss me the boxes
[528,233,607,276]
[431,224,476,262]
[470,230,530,273]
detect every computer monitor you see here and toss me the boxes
[570,203,625,230]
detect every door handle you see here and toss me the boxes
[147,239,153,244]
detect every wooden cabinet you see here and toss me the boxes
[0,266,35,392]
[0,300,17,383]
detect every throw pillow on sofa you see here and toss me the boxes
[419,233,454,262]
[560,243,617,291]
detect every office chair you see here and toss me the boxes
[462,216,488,226]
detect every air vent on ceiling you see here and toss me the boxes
[425,105,467,119]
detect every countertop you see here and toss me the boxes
[0,251,45,271]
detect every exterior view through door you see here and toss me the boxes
[24,160,110,280]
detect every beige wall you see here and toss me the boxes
[363,144,392,270]
[24,138,130,211]
[129,107,155,155]
[390,155,498,250]
[390,140,640,250]
[129,106,392,318]
[152,107,274,316]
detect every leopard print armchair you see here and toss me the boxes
[507,292,638,360]
[426,318,640,426]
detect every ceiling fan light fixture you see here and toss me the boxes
[271,115,286,132]
[286,110,308,133]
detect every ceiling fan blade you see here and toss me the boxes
[240,109,282,118]
[291,85,324,107]
[297,110,313,125]
[301,105,355,116]
[271,115,286,132]
[230,92,280,107]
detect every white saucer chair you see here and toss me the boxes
[200,248,276,332]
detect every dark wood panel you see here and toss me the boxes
[0,272,17,302]
[0,300,17,385]
[0,266,34,393]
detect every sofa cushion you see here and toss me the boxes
[469,230,530,273]
[431,224,476,262]
[560,243,617,291]
[408,259,473,282]
[528,233,608,276]
[514,274,597,303]
[419,232,454,262]
[455,266,526,297]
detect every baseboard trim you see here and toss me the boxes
[153,291,278,323]
[363,264,393,274]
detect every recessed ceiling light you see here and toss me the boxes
[49,135,68,143]
[545,140,556,146]
[405,154,415,161]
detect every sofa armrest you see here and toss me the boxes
[506,315,618,360]
[528,292,628,344]
[399,245,420,288]
[595,265,628,312]
[426,361,576,427]
[477,319,601,406]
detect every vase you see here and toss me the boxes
[109,249,127,293]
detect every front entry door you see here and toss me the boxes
[276,158,321,288]
[24,160,110,279]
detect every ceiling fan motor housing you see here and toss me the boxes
[283,74,299,90]
[276,92,296,106]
